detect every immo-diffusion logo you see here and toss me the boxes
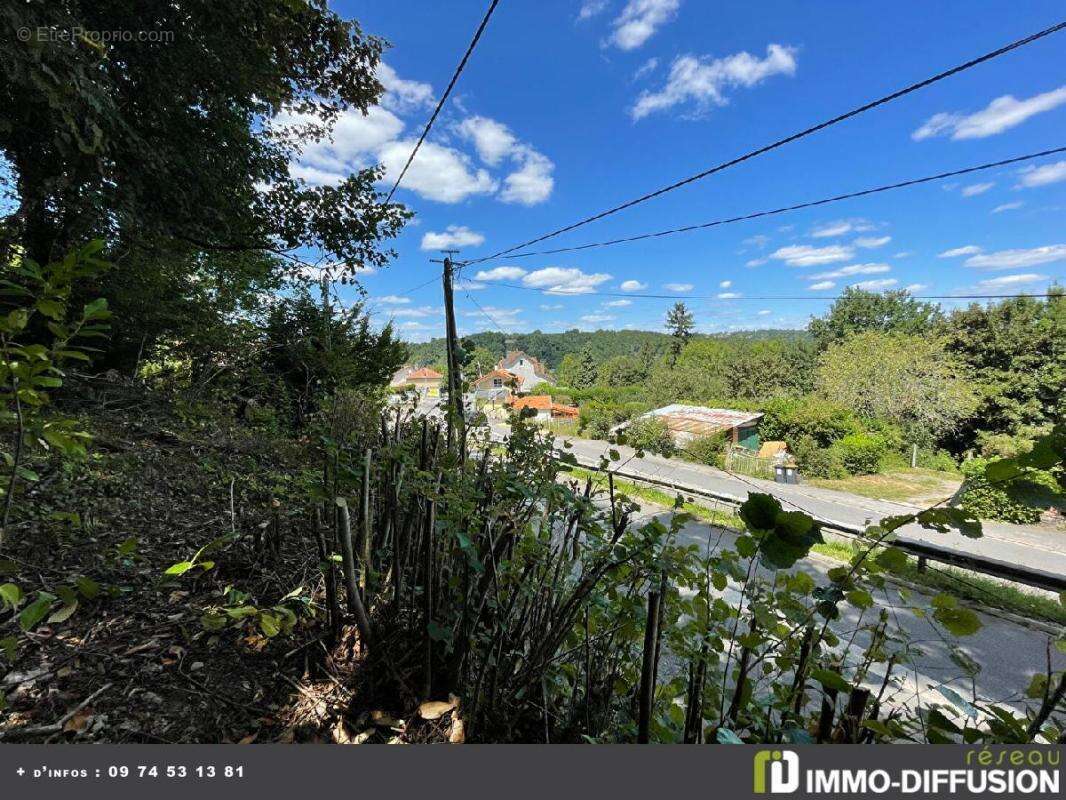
[754,750,801,794]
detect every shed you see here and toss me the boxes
[617,404,763,448]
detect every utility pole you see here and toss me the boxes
[433,251,465,459]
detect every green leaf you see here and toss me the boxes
[48,600,78,624]
[0,635,16,662]
[874,546,908,572]
[116,537,138,556]
[846,589,874,610]
[1026,673,1049,700]
[164,561,195,576]
[0,582,23,609]
[810,668,851,693]
[201,612,228,631]
[933,604,982,637]
[739,493,780,531]
[258,612,281,638]
[74,577,100,599]
[18,591,57,631]
[427,620,452,643]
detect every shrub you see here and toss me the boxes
[759,396,862,449]
[623,417,675,457]
[791,435,847,479]
[830,433,889,475]
[957,457,1054,524]
[683,433,727,468]
[578,401,631,439]
[916,449,959,473]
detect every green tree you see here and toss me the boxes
[665,302,694,364]
[816,331,977,444]
[571,343,597,389]
[597,355,643,387]
[0,0,407,269]
[942,290,1064,453]
[808,287,943,350]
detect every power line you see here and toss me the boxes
[461,281,1060,302]
[465,290,514,333]
[472,20,1066,263]
[461,147,1066,264]
[383,0,501,205]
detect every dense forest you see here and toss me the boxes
[0,1,1063,747]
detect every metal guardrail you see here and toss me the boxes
[563,452,1066,594]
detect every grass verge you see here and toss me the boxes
[809,468,961,504]
[567,465,1065,628]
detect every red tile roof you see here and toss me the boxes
[408,367,442,380]
[508,394,552,410]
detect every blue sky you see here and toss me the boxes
[312,1,1065,341]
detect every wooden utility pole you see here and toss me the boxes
[437,252,465,458]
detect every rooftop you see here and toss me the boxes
[638,404,763,436]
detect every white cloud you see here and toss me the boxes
[745,258,768,267]
[853,235,891,249]
[663,282,694,292]
[852,278,898,290]
[903,283,928,292]
[811,218,874,238]
[388,305,442,319]
[377,63,434,114]
[620,279,648,291]
[757,309,772,316]
[580,313,616,324]
[770,244,854,266]
[716,292,741,299]
[420,225,485,251]
[912,86,1066,141]
[456,116,517,166]
[523,267,612,295]
[893,251,914,259]
[456,116,555,205]
[1017,160,1066,189]
[743,234,770,248]
[964,244,1066,270]
[631,44,797,119]
[719,279,732,288]
[992,201,1024,213]
[377,295,410,305]
[961,182,995,197]
[604,299,633,307]
[540,303,564,311]
[808,281,835,290]
[278,106,405,186]
[975,273,1050,289]
[474,266,527,281]
[634,57,659,80]
[501,147,555,205]
[464,306,524,330]
[578,0,609,21]
[810,263,891,280]
[378,139,497,202]
[454,280,486,291]
[610,0,680,51]
[938,245,983,258]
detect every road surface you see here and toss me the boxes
[526,428,1066,587]
[632,502,1065,719]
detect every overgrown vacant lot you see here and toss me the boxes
[0,384,380,743]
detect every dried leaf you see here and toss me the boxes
[237,732,258,744]
[63,708,93,733]
[418,699,456,720]
[448,717,465,743]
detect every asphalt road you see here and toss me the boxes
[633,503,1065,719]
[549,432,1066,586]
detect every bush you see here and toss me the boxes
[957,457,1055,524]
[830,433,889,475]
[791,434,847,479]
[759,396,862,449]
[682,433,727,468]
[578,401,632,439]
[623,417,675,457]
[916,449,959,473]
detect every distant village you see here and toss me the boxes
[388,348,784,466]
